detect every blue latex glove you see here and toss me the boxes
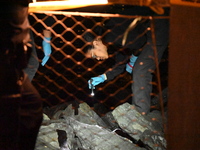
[41,37,52,66]
[88,74,106,89]
[126,54,138,74]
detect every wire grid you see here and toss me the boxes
[30,11,167,109]
[29,10,168,149]
[30,12,168,112]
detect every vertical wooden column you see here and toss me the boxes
[167,5,200,149]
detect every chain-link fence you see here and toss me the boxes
[30,10,168,108]
[29,9,169,149]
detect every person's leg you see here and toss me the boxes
[0,73,42,150]
[132,44,167,114]
[132,44,154,114]
[19,73,43,150]
[132,19,169,114]
[0,97,21,149]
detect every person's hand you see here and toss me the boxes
[41,37,52,66]
[88,74,106,89]
[126,63,133,74]
[126,54,138,74]
[41,30,52,66]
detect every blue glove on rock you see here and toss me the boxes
[88,74,106,89]
[126,54,138,74]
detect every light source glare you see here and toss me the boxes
[29,0,108,12]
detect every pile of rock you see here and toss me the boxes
[35,102,166,150]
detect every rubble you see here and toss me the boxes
[35,102,166,150]
[112,103,166,149]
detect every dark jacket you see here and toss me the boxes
[102,17,147,81]
[105,51,128,81]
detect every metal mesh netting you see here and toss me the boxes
[29,10,169,149]
[30,11,168,108]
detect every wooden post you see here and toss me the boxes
[167,4,200,149]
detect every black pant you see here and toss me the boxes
[132,19,169,114]
[0,74,43,150]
